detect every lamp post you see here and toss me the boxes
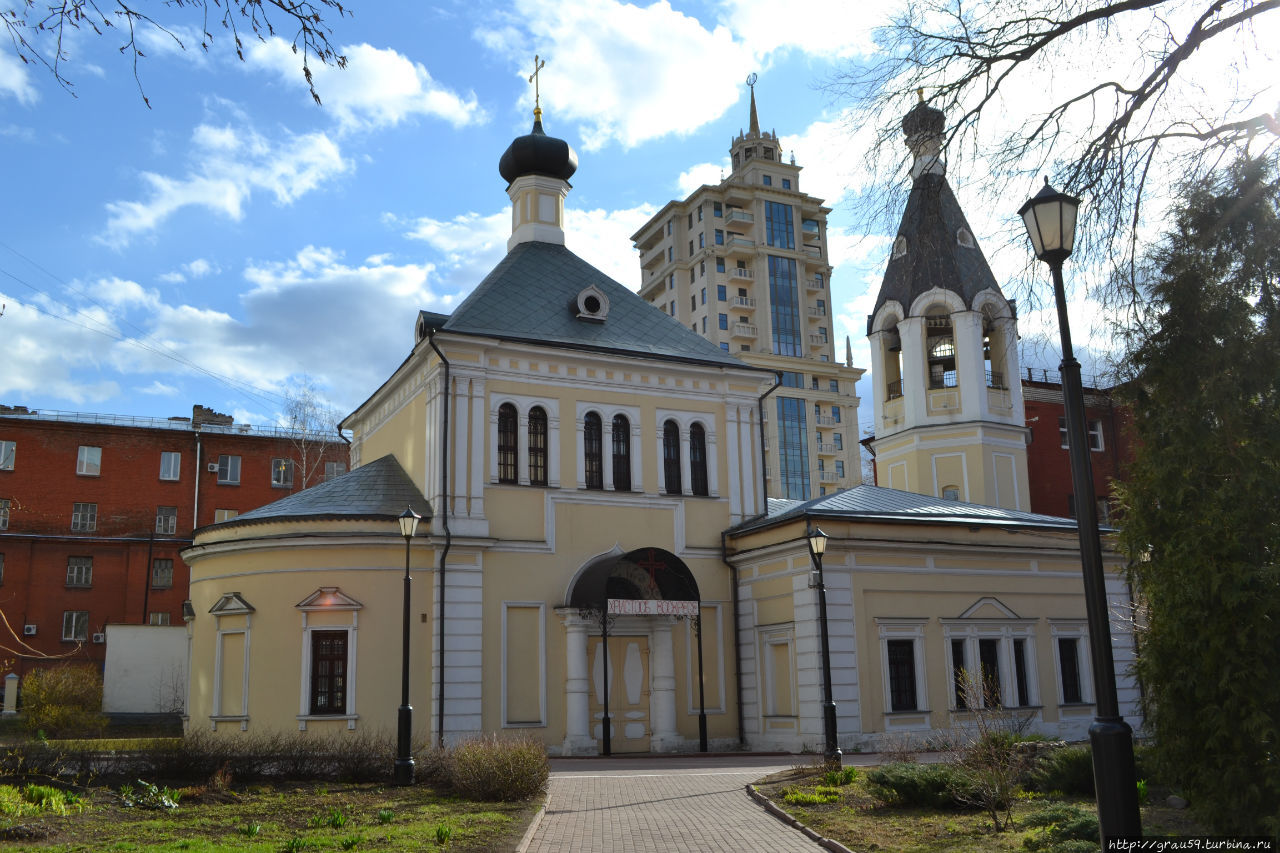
[806,525,841,768]
[1019,179,1141,841]
[394,505,420,786]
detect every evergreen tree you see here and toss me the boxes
[1116,155,1280,835]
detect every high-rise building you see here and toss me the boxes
[631,79,863,501]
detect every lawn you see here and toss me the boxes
[755,762,1208,853]
[0,780,541,852]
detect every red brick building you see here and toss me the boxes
[0,404,348,677]
[1021,371,1134,523]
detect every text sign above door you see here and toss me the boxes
[607,598,698,617]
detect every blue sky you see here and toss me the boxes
[3,0,1271,434]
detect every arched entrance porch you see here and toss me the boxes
[556,546,708,756]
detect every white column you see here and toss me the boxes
[706,430,720,498]
[602,418,615,491]
[488,408,501,484]
[548,415,562,489]
[898,316,927,427]
[953,310,987,420]
[739,405,757,514]
[557,609,596,755]
[575,417,586,489]
[451,376,468,521]
[517,409,531,486]
[649,618,680,751]
[469,380,486,518]
[868,330,889,435]
[655,430,668,494]
[679,427,693,496]
[726,406,742,521]
[629,422,642,492]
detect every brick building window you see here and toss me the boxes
[216,455,241,484]
[214,508,238,523]
[151,558,174,589]
[149,612,171,626]
[324,461,346,481]
[76,446,102,476]
[156,506,177,535]
[271,458,294,488]
[62,611,88,642]
[0,440,14,470]
[71,502,97,532]
[66,556,92,587]
[0,498,9,530]
[159,451,180,481]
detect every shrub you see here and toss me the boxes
[822,766,858,786]
[1028,746,1095,797]
[445,734,548,802]
[1021,803,1099,852]
[21,665,105,739]
[866,762,974,809]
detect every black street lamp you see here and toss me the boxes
[806,525,841,768]
[1019,179,1141,841]
[394,505,420,786]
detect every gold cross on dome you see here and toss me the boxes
[528,54,546,114]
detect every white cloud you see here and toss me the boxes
[100,120,349,248]
[247,39,485,131]
[476,0,752,150]
[0,49,38,105]
[718,0,893,59]
[677,162,726,197]
[138,380,179,396]
[565,204,657,289]
[0,294,122,404]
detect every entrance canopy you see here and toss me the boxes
[567,547,700,611]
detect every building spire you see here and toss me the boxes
[746,72,759,136]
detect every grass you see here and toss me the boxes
[0,780,540,851]
[757,763,1210,852]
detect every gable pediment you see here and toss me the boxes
[296,587,363,611]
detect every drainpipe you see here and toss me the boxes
[722,529,745,747]
[427,328,452,748]
[757,374,782,513]
[192,428,202,529]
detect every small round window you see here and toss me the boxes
[575,285,610,322]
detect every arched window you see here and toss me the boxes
[925,309,957,389]
[528,407,547,486]
[612,414,631,491]
[497,403,517,484]
[584,412,603,490]
[689,423,708,496]
[663,420,682,495]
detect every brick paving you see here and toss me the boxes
[524,756,825,852]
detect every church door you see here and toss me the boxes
[588,635,651,753]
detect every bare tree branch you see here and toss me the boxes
[829,0,1280,314]
[1,0,349,107]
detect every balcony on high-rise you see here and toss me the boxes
[725,208,754,232]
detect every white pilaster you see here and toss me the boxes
[679,428,693,496]
[557,609,597,755]
[602,419,615,491]
[649,618,680,751]
[953,310,986,420]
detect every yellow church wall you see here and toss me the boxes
[484,488,546,541]
[352,387,429,490]
[187,539,437,739]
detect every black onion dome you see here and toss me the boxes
[902,100,944,140]
[498,117,578,184]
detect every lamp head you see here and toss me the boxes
[1018,177,1080,264]
[807,525,829,557]
[398,505,421,539]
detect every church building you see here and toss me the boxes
[181,93,1141,756]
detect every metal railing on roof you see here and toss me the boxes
[0,407,337,440]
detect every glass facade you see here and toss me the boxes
[769,255,801,356]
[764,201,794,249]
[776,397,810,500]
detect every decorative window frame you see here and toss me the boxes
[575,402,641,492]
[209,592,255,730]
[490,394,562,488]
[295,587,362,730]
[759,624,796,718]
[1050,620,1094,706]
[940,599,1039,710]
[875,618,929,716]
[501,601,547,728]
[654,409,719,498]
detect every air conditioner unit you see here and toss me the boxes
[92,633,106,644]
[22,624,36,636]
[208,462,219,472]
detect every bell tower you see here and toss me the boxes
[867,96,1029,510]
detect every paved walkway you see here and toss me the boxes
[524,755,825,852]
